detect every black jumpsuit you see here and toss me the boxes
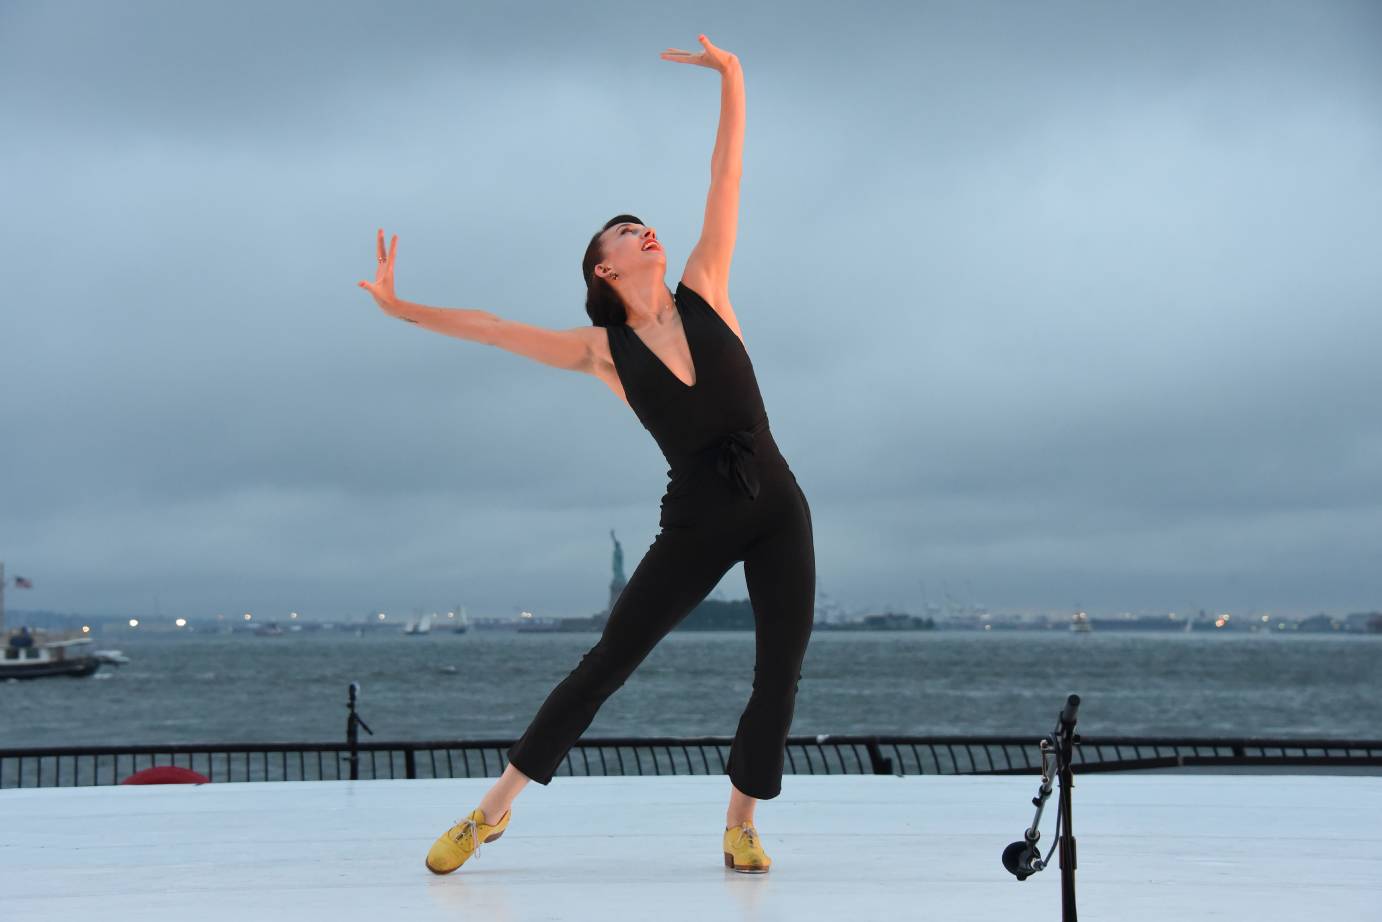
[506,281,815,800]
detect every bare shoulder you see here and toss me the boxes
[679,270,746,346]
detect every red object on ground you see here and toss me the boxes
[120,765,210,785]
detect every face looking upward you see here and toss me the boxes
[596,222,665,285]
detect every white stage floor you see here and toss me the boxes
[2,773,1379,921]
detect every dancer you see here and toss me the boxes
[358,35,814,876]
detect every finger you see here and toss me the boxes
[377,228,385,261]
[388,234,398,266]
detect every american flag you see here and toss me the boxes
[14,576,33,589]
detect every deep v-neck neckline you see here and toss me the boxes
[626,293,698,389]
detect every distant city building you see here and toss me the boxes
[1297,613,1339,632]
[1342,611,1382,633]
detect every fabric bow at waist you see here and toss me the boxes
[713,422,769,501]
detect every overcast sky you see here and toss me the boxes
[2,0,1379,623]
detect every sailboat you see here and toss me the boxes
[403,613,433,635]
[452,604,470,634]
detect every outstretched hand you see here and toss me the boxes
[660,34,739,74]
[359,228,401,315]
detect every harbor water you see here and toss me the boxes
[1,630,1379,748]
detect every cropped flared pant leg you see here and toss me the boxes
[507,467,816,801]
[725,482,816,800]
[506,524,738,786]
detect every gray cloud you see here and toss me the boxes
[2,0,1379,621]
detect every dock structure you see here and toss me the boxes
[2,772,1378,920]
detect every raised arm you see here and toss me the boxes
[663,35,743,309]
[358,229,595,373]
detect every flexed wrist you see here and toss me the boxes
[388,298,419,323]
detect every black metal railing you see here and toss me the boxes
[3,734,1379,788]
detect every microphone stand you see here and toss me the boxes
[1001,693,1081,922]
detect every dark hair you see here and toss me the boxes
[583,213,643,327]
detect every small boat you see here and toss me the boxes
[2,634,102,680]
[1070,610,1092,633]
[254,622,284,637]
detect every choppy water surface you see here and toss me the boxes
[2,631,1378,747]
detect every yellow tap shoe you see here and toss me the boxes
[425,806,512,875]
[723,822,772,873]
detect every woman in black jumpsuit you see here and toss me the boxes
[415,261,815,874]
[506,277,816,801]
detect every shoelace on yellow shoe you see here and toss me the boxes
[732,823,759,850]
[450,816,485,860]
